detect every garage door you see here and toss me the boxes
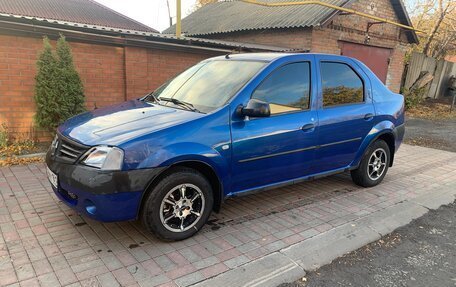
[340,41,392,83]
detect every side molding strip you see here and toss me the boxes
[238,146,317,163]
[238,137,362,163]
[319,137,362,148]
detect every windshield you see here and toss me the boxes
[151,60,267,113]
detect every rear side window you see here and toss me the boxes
[252,62,310,115]
[321,62,364,107]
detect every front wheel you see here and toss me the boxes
[351,140,390,187]
[141,167,213,241]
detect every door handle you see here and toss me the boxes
[364,113,374,121]
[301,123,315,132]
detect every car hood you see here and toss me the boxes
[58,100,204,146]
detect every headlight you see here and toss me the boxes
[81,146,124,170]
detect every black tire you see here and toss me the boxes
[351,140,391,187]
[141,167,213,241]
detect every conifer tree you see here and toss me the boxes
[34,36,60,130]
[34,35,86,130]
[55,35,86,121]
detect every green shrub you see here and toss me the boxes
[34,35,86,131]
[0,123,8,148]
[404,87,426,110]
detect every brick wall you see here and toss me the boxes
[310,26,407,92]
[0,34,215,141]
[311,0,409,93]
[204,0,411,93]
[207,28,313,51]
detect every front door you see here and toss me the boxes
[313,56,375,173]
[230,61,317,193]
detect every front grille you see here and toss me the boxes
[56,135,89,163]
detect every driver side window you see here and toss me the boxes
[252,62,311,115]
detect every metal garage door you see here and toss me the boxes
[340,41,392,83]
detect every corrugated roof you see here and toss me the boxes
[0,0,157,33]
[0,14,291,52]
[163,0,348,36]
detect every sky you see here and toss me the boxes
[94,0,198,32]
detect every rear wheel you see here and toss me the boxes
[141,167,213,241]
[351,140,390,187]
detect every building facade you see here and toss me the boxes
[164,0,418,94]
[0,0,280,141]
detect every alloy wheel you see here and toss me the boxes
[159,184,205,232]
[367,148,387,181]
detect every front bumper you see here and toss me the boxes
[46,150,165,222]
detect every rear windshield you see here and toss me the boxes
[153,60,267,113]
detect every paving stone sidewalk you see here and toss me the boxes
[1,144,456,287]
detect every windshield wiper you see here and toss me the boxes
[143,92,159,103]
[159,97,201,113]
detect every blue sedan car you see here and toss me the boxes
[46,53,405,240]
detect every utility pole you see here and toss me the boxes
[176,0,182,38]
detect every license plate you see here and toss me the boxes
[46,166,58,188]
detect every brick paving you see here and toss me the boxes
[1,144,455,287]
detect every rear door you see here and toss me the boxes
[340,41,391,83]
[313,55,375,173]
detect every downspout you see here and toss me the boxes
[123,46,128,101]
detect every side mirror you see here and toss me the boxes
[236,99,271,118]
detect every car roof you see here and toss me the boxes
[209,52,351,62]
[209,52,294,62]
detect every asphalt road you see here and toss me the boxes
[279,201,456,287]
[278,117,456,287]
[404,117,456,152]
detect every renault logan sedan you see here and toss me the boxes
[46,53,405,241]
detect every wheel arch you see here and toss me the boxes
[356,130,395,168]
[376,132,395,167]
[352,121,398,169]
[137,160,224,220]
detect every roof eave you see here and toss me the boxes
[0,16,288,53]
[166,25,315,37]
[391,0,419,44]
[0,12,158,35]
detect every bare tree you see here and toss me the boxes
[406,0,456,59]
[422,0,454,56]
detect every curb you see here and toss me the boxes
[191,185,456,287]
[17,152,46,158]
[0,152,46,160]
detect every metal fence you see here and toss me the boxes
[403,52,456,99]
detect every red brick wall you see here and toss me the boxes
[0,35,42,141]
[71,42,126,110]
[205,0,410,93]
[124,47,208,100]
[0,34,214,141]
[207,28,313,51]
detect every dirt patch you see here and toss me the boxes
[406,99,456,121]
[0,157,45,167]
[0,141,48,167]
